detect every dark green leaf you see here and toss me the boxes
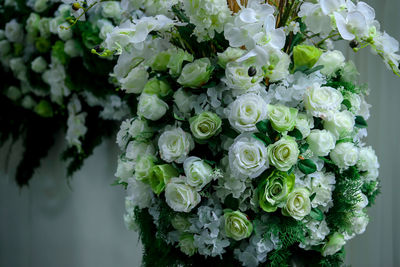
[288,128,303,141]
[310,208,324,221]
[304,65,324,75]
[253,132,272,146]
[319,156,335,165]
[355,116,368,128]
[201,80,217,89]
[256,120,269,134]
[298,159,317,174]
[342,99,352,110]
[310,192,317,202]
[204,159,216,165]
[300,143,309,154]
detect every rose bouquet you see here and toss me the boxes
[0,0,133,185]
[105,0,398,266]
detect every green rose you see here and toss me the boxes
[258,170,295,212]
[167,48,194,77]
[293,45,322,69]
[178,234,197,256]
[171,215,191,232]
[224,210,253,241]
[322,233,346,256]
[267,136,299,171]
[267,104,298,132]
[135,155,157,182]
[217,47,245,68]
[148,164,179,194]
[189,112,222,140]
[177,58,212,88]
[282,188,311,220]
[143,78,172,98]
[150,51,171,72]
[34,100,53,118]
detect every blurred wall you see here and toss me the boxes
[0,0,399,266]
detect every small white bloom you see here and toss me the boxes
[120,66,149,94]
[184,156,213,191]
[115,158,135,182]
[316,50,345,76]
[304,83,343,118]
[31,56,47,73]
[357,146,379,172]
[125,140,155,162]
[5,19,23,43]
[126,177,153,209]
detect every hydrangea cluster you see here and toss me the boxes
[108,0,391,266]
[0,0,131,184]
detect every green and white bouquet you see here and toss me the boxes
[107,0,397,266]
[0,0,133,185]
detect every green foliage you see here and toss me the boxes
[362,179,381,207]
[297,159,317,174]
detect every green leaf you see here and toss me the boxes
[310,192,317,202]
[256,120,269,134]
[253,132,272,146]
[201,80,217,88]
[300,143,309,154]
[288,128,303,141]
[319,156,335,165]
[298,159,317,174]
[342,99,352,110]
[310,208,324,221]
[304,65,324,75]
[204,159,216,165]
[355,116,368,128]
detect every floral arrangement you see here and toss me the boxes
[106,0,399,266]
[0,0,132,185]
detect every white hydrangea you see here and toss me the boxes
[357,146,379,172]
[126,177,153,209]
[330,142,359,169]
[300,171,336,211]
[183,0,231,41]
[300,218,330,249]
[115,157,135,182]
[125,140,155,162]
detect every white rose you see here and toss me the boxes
[128,118,152,140]
[330,142,359,169]
[100,23,114,40]
[267,50,291,82]
[5,19,23,43]
[228,133,269,179]
[267,136,299,171]
[307,129,336,157]
[34,0,48,13]
[316,50,345,76]
[158,127,194,163]
[295,113,314,138]
[217,47,246,68]
[322,233,346,256]
[304,83,343,118]
[226,93,268,133]
[57,22,73,41]
[357,146,379,172]
[223,61,263,94]
[173,88,195,114]
[64,39,82,57]
[115,158,135,182]
[120,66,149,94]
[165,177,201,212]
[283,187,311,220]
[183,156,213,191]
[101,1,122,20]
[362,168,379,182]
[137,93,168,121]
[323,110,355,139]
[31,56,47,73]
[125,140,155,162]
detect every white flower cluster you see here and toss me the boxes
[105,0,390,265]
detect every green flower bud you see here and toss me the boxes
[322,233,345,256]
[217,47,245,68]
[189,111,222,140]
[267,104,298,132]
[258,170,295,212]
[148,164,179,194]
[34,100,53,118]
[171,215,191,232]
[143,78,172,98]
[177,58,212,88]
[167,48,194,77]
[135,155,157,182]
[267,136,299,171]
[224,210,253,241]
[282,187,311,220]
[150,50,171,72]
[293,45,322,69]
[178,234,197,256]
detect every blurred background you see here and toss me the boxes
[0,0,399,266]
